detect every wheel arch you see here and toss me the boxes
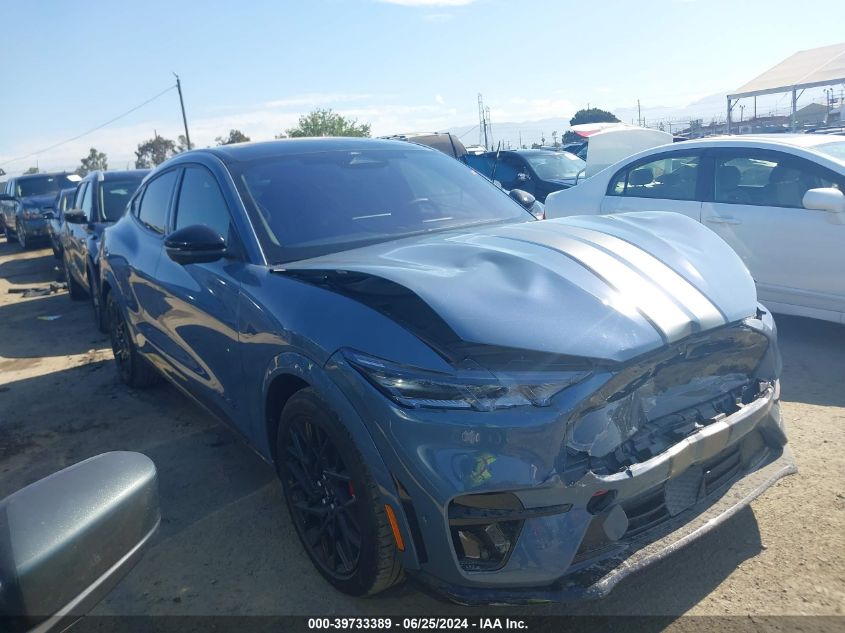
[262,351,422,570]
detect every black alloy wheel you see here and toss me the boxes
[89,268,107,333]
[106,293,158,388]
[277,389,403,596]
[64,255,86,301]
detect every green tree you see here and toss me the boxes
[176,134,191,153]
[216,129,251,145]
[23,166,39,175]
[281,108,370,138]
[135,135,176,169]
[563,107,620,143]
[76,147,108,176]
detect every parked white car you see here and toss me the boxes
[545,134,845,324]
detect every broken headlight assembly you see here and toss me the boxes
[343,350,588,412]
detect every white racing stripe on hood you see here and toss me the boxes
[551,224,726,330]
[495,224,715,342]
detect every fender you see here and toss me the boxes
[262,351,422,570]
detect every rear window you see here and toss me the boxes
[815,141,845,162]
[100,179,145,222]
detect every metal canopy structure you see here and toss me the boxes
[727,42,845,133]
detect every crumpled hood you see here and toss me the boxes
[281,212,757,363]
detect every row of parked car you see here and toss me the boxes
[0,134,799,609]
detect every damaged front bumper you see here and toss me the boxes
[327,312,794,604]
[418,383,795,604]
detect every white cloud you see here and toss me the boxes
[423,13,454,22]
[379,0,475,6]
[435,94,445,104]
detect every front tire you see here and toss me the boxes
[106,292,159,388]
[89,267,107,333]
[63,255,86,301]
[277,389,403,596]
[5,223,18,243]
[16,222,30,250]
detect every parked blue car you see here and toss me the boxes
[100,138,794,604]
[61,169,148,331]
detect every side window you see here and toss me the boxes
[137,170,178,234]
[174,166,231,239]
[81,182,95,221]
[74,182,88,209]
[491,157,520,184]
[464,154,494,177]
[608,154,700,201]
[714,152,843,208]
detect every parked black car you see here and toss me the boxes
[62,169,148,331]
[0,172,80,249]
[381,132,468,160]
[463,149,585,202]
[47,187,78,259]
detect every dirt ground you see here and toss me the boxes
[0,236,843,619]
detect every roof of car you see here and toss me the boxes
[676,133,845,150]
[81,169,149,182]
[14,171,72,181]
[198,137,428,164]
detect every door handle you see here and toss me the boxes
[705,216,741,225]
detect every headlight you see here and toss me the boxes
[343,350,588,411]
[22,208,42,220]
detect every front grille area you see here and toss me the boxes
[702,444,743,495]
[622,488,670,537]
[559,325,770,482]
[570,438,757,567]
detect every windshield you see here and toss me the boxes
[16,174,77,198]
[100,179,144,222]
[815,141,845,162]
[230,148,533,263]
[524,152,586,180]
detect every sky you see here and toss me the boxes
[1,0,843,175]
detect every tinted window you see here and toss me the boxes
[714,152,842,208]
[81,181,94,221]
[815,141,845,161]
[16,175,77,197]
[492,157,521,184]
[74,182,88,209]
[137,171,178,233]
[464,154,494,177]
[100,179,144,222]
[609,154,700,201]
[230,147,531,263]
[174,167,231,238]
[524,152,585,180]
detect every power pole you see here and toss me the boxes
[637,100,642,126]
[174,73,192,150]
[478,94,489,150]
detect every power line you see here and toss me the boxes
[0,84,177,169]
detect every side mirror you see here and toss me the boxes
[509,189,544,219]
[0,193,19,204]
[803,187,845,214]
[64,209,87,224]
[509,188,537,210]
[0,452,159,632]
[165,224,227,265]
